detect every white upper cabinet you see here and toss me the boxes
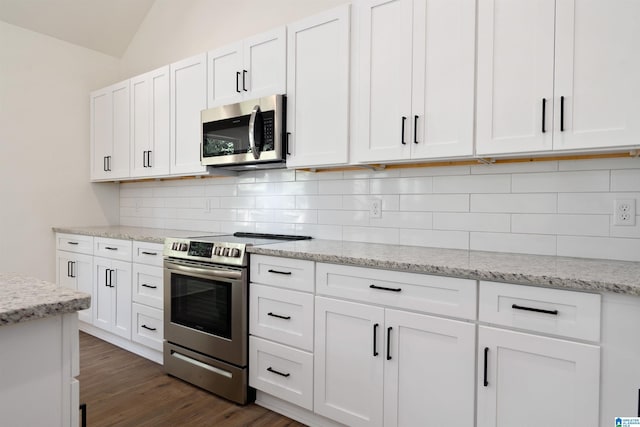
[355,0,475,163]
[477,0,640,156]
[130,66,171,178]
[90,80,130,180]
[285,4,351,168]
[170,53,208,176]
[207,27,286,108]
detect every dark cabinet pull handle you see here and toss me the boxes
[146,150,152,168]
[141,284,157,289]
[373,323,379,357]
[105,247,118,251]
[108,269,114,287]
[67,241,79,245]
[541,98,546,133]
[268,269,292,275]
[483,347,489,387]
[104,269,109,287]
[560,96,565,132]
[413,115,419,144]
[141,251,158,256]
[267,312,291,320]
[70,261,75,278]
[401,116,407,145]
[67,261,72,278]
[386,327,392,360]
[286,132,291,156]
[236,71,241,93]
[512,304,558,316]
[141,324,157,331]
[103,156,108,172]
[106,156,111,171]
[242,70,248,91]
[267,367,290,378]
[143,150,147,167]
[370,284,402,292]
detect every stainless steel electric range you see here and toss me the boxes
[163,232,311,404]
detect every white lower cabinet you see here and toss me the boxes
[314,296,475,427]
[94,257,132,339]
[477,326,600,426]
[131,303,163,352]
[56,250,93,324]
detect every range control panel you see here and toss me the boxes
[164,238,246,267]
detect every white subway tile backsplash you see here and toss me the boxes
[319,179,369,195]
[399,229,469,250]
[276,181,319,195]
[295,170,344,181]
[295,195,343,210]
[342,195,400,211]
[153,185,204,198]
[471,193,557,213]
[255,196,295,209]
[471,160,558,174]
[511,170,610,193]
[318,210,369,226]
[237,182,277,196]
[400,165,470,177]
[433,213,510,232]
[255,169,296,183]
[370,177,433,194]
[611,169,640,191]
[219,196,255,209]
[557,236,640,262]
[511,214,610,237]
[204,184,237,197]
[400,194,469,212]
[271,210,318,224]
[295,224,343,240]
[433,174,510,193]
[255,222,297,235]
[610,217,640,238]
[558,157,640,171]
[558,193,640,214]
[370,211,433,229]
[342,168,401,179]
[470,232,557,256]
[343,226,399,244]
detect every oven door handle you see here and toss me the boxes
[165,262,242,280]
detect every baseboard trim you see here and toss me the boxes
[255,391,345,427]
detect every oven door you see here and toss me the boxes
[164,258,247,367]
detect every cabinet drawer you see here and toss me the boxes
[249,336,313,411]
[132,241,164,266]
[132,303,163,352]
[250,284,313,351]
[94,237,132,262]
[316,263,477,320]
[250,255,314,292]
[132,264,163,309]
[56,233,93,254]
[479,281,601,342]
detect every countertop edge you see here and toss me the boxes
[0,296,91,326]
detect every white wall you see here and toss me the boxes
[0,21,120,281]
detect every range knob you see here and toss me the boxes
[230,248,240,258]
[179,243,188,251]
[222,247,230,257]
[171,242,178,251]
[213,246,221,256]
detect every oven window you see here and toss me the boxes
[170,273,232,339]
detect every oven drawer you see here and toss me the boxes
[250,255,314,292]
[249,336,313,411]
[316,263,477,320]
[250,284,313,351]
[132,264,163,309]
[56,233,93,254]
[479,281,601,341]
[94,237,132,262]
[132,241,164,266]
[132,303,163,352]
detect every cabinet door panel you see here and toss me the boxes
[57,252,76,291]
[477,326,600,427]
[356,0,413,162]
[94,259,113,332]
[554,0,640,150]
[286,5,350,168]
[207,43,243,108]
[90,89,111,180]
[384,309,475,427]
[130,73,150,177]
[243,27,286,99]
[148,66,171,176]
[411,0,475,159]
[314,297,384,427]
[476,0,555,155]
[110,81,130,178]
[74,253,94,324]
[112,260,132,340]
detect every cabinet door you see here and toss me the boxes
[384,309,475,427]
[130,66,170,178]
[170,54,208,175]
[207,42,243,108]
[286,4,350,168]
[110,80,131,179]
[111,259,132,340]
[243,27,287,99]
[73,253,94,324]
[57,251,76,291]
[476,0,555,155]
[90,88,112,180]
[314,297,384,427]
[477,326,600,427]
[356,0,413,162]
[553,0,640,150]
[410,0,475,159]
[94,258,113,332]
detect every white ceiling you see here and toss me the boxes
[0,0,156,57]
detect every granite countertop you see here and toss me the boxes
[248,240,640,296]
[0,274,91,326]
[53,225,219,244]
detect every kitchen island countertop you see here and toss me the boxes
[0,273,90,326]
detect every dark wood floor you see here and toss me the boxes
[78,332,307,427]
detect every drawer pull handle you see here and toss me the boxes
[386,327,393,360]
[141,251,158,256]
[267,367,290,378]
[67,241,79,245]
[267,312,291,320]
[370,284,402,293]
[483,347,489,387]
[267,269,292,275]
[141,284,157,289]
[511,304,558,316]
[373,323,379,357]
[141,324,157,331]
[105,246,118,251]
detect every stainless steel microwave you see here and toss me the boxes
[201,94,285,169]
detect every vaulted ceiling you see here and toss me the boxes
[0,0,156,57]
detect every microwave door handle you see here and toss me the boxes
[248,104,262,160]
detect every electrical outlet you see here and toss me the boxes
[613,199,636,226]
[370,199,382,219]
